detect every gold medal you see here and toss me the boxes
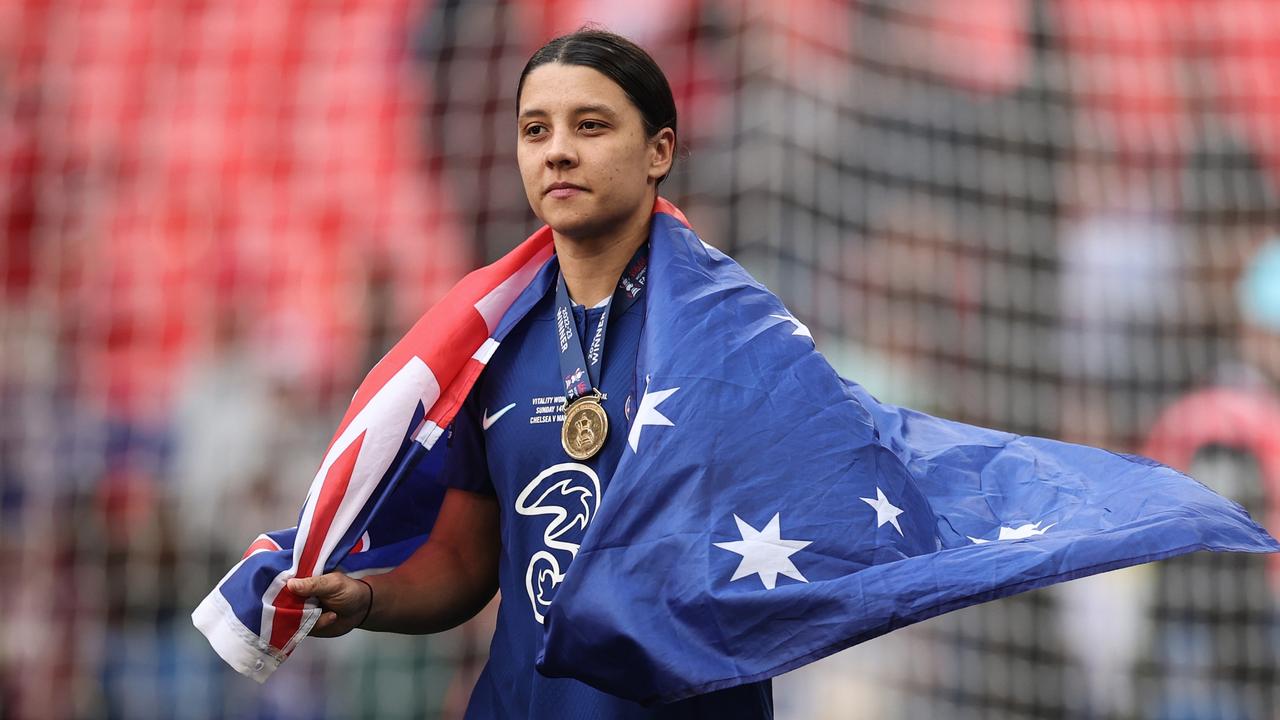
[561,395,608,460]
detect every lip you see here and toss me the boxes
[545,182,586,198]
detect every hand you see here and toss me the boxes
[286,573,372,638]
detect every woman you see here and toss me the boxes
[286,29,775,718]
[207,22,1276,718]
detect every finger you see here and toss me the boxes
[310,611,339,638]
[290,573,345,599]
[307,572,345,599]
[286,577,313,596]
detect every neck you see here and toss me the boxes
[554,213,651,307]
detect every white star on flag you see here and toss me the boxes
[714,513,812,590]
[628,385,679,452]
[770,313,813,340]
[861,487,904,535]
[968,521,1055,544]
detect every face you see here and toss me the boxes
[517,63,674,242]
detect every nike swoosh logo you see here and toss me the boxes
[481,403,517,431]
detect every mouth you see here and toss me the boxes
[545,182,586,198]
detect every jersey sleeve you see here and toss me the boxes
[436,388,495,495]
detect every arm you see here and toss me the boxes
[287,487,500,637]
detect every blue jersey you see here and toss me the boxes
[438,267,773,719]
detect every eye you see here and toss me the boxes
[580,120,607,133]
[523,124,547,138]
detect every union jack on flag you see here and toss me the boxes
[195,199,1276,704]
[191,213,572,680]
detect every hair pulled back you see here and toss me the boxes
[517,28,677,183]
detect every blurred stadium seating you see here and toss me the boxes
[1,1,1277,718]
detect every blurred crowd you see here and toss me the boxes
[2,1,1279,719]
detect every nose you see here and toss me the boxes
[544,130,578,170]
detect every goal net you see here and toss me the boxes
[2,1,1277,718]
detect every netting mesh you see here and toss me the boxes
[3,2,1279,719]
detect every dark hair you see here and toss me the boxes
[517,28,678,183]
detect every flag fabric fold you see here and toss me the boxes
[195,200,1278,702]
[192,228,555,681]
[531,210,1280,704]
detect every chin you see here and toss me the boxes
[550,220,608,242]
[542,205,610,240]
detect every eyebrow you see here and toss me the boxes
[518,103,621,121]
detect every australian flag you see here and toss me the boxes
[195,199,1279,702]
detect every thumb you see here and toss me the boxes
[290,572,350,600]
[287,575,323,597]
[286,571,337,594]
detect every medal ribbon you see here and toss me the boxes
[554,243,648,405]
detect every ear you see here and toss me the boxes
[646,127,676,183]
